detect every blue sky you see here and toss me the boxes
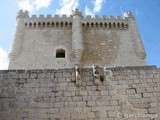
[0,0,159,69]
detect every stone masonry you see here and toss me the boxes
[0,66,160,120]
[8,10,146,69]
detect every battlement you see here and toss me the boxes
[24,12,129,30]
[17,10,29,19]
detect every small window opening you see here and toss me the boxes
[86,22,89,27]
[38,22,41,26]
[60,22,63,27]
[29,22,32,27]
[126,24,128,29]
[117,23,120,28]
[91,23,94,27]
[95,22,98,27]
[34,22,36,27]
[65,22,68,26]
[69,22,72,26]
[122,23,124,28]
[47,22,50,26]
[43,22,45,26]
[56,49,65,58]
[113,23,116,28]
[100,22,103,27]
[109,23,111,28]
[51,22,54,26]
[104,23,107,27]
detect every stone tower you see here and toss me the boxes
[8,9,146,69]
[2,9,160,120]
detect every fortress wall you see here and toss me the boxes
[0,66,160,120]
[10,22,145,69]
[10,28,73,69]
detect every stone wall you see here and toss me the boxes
[0,66,160,120]
[8,10,146,69]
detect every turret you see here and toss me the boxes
[72,9,84,66]
[8,10,28,67]
[123,12,146,60]
[72,9,84,86]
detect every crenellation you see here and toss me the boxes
[39,14,44,18]
[47,14,51,18]
[22,11,129,30]
[109,16,114,19]
[102,15,107,19]
[82,21,128,30]
[116,16,121,19]
[31,15,36,18]
[86,15,92,19]
[17,10,29,18]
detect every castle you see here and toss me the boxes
[8,9,146,70]
[1,9,160,120]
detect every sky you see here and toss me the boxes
[0,0,159,69]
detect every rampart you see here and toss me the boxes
[21,10,128,29]
[0,66,160,120]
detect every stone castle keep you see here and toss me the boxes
[8,9,146,70]
[0,9,160,120]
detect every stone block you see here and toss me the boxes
[72,96,82,101]
[76,91,88,96]
[76,101,86,107]
[87,101,96,107]
[64,102,76,107]
[55,72,63,78]
[64,92,75,97]
[143,93,153,97]
[66,86,77,91]
[96,101,110,106]
[29,73,37,78]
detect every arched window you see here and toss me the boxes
[117,23,120,28]
[65,22,68,27]
[60,22,63,27]
[82,23,85,27]
[104,23,107,27]
[42,22,45,26]
[38,22,41,26]
[113,23,116,28]
[34,22,36,27]
[51,22,54,26]
[56,49,65,58]
[109,23,111,29]
[47,22,50,26]
[91,23,94,27]
[100,22,103,27]
[29,22,32,27]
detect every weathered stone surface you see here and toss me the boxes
[0,66,160,120]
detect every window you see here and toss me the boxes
[56,49,65,58]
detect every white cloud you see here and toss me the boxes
[18,0,52,12]
[0,48,9,70]
[34,0,52,10]
[93,0,103,12]
[85,6,94,17]
[85,0,104,16]
[56,0,79,16]
[18,0,33,12]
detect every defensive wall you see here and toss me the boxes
[0,66,160,120]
